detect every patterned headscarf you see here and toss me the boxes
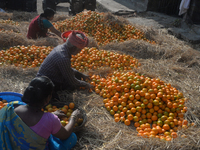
[68,30,88,49]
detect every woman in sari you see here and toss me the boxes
[0,76,82,150]
[27,8,62,39]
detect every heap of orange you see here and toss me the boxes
[0,45,53,68]
[0,19,20,26]
[0,46,140,71]
[71,47,141,72]
[0,29,19,34]
[90,71,192,141]
[53,11,155,46]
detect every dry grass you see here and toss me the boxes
[0,11,200,150]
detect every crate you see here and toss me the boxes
[0,92,22,103]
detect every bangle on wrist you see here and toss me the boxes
[70,115,77,120]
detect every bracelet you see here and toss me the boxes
[70,115,77,120]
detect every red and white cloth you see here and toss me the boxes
[68,30,88,49]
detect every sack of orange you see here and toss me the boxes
[90,71,195,141]
[0,99,8,110]
[42,102,83,127]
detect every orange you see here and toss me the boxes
[171,132,177,138]
[114,113,120,118]
[69,102,75,109]
[133,116,139,122]
[136,106,142,112]
[156,126,162,134]
[145,93,150,99]
[128,103,134,108]
[114,117,120,122]
[169,122,175,128]
[143,99,148,105]
[163,124,170,130]
[157,120,163,127]
[124,119,131,126]
[2,100,7,103]
[135,94,140,100]
[120,116,125,122]
[127,114,134,121]
[66,112,72,118]
[48,108,53,112]
[113,105,118,112]
[182,119,188,125]
[147,103,153,109]
[61,107,68,114]
[135,112,141,117]
[146,113,152,119]
[153,100,159,106]
[60,120,66,126]
[134,122,140,127]
[110,110,115,115]
[52,105,57,109]
[131,107,136,113]
[120,112,125,117]
[152,128,158,135]
[151,115,158,121]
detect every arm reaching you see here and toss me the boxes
[49,26,62,38]
[52,109,82,140]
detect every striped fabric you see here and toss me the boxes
[37,43,88,90]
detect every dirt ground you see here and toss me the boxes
[1,2,200,150]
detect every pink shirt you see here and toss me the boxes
[30,112,62,139]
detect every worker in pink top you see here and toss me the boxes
[27,8,62,39]
[0,76,82,150]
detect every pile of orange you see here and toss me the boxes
[0,45,53,68]
[43,102,83,127]
[0,46,140,71]
[0,29,18,33]
[90,71,193,141]
[53,11,155,46]
[71,47,141,72]
[0,19,20,26]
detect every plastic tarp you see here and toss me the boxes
[0,8,5,12]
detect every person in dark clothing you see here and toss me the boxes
[27,8,61,39]
[36,30,93,100]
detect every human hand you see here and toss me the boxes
[84,82,94,90]
[70,109,82,121]
[52,110,67,119]
[81,74,90,81]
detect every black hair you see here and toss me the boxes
[40,8,55,19]
[22,76,54,107]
